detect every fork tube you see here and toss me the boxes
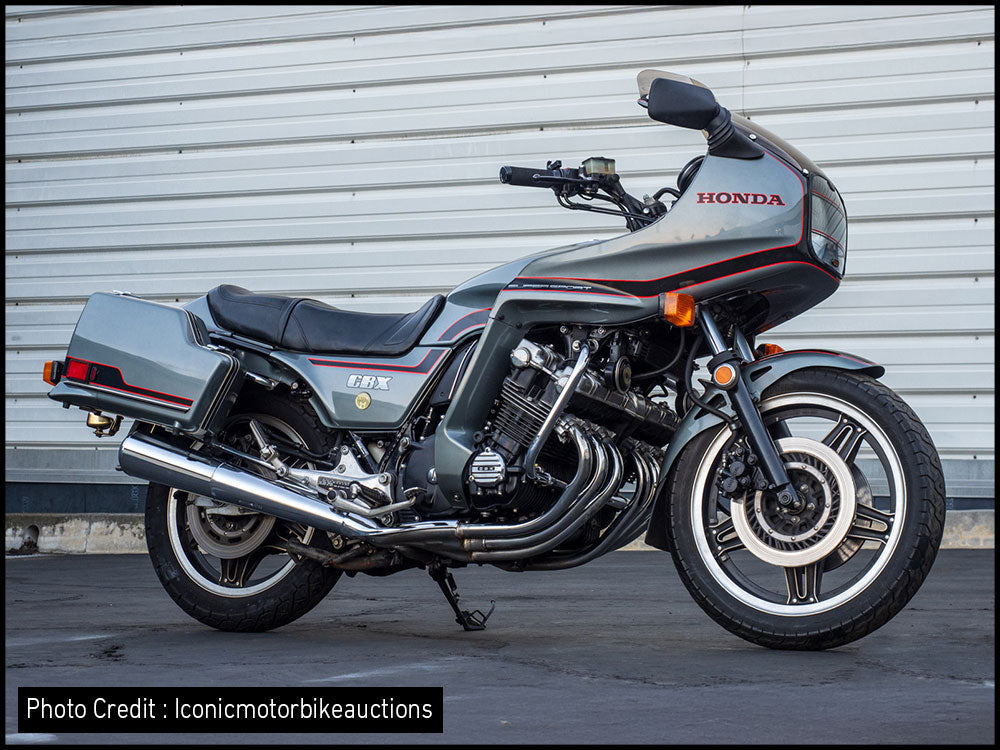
[733,327,756,363]
[697,307,794,502]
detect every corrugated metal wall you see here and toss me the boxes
[5,5,995,502]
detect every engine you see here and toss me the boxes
[465,330,676,524]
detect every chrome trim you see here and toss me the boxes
[244,372,278,390]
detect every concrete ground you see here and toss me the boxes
[5,550,995,745]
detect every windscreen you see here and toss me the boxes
[636,69,711,98]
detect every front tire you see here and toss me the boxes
[144,391,342,632]
[665,368,946,650]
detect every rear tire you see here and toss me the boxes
[144,390,342,632]
[665,368,946,650]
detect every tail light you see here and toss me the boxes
[64,358,92,382]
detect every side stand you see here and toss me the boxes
[428,566,496,631]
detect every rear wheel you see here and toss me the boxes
[144,391,341,632]
[665,368,946,650]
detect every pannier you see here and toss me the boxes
[47,292,243,436]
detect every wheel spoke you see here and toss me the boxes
[846,502,895,546]
[856,503,894,527]
[822,415,867,464]
[784,562,823,604]
[218,548,268,587]
[709,515,744,556]
[846,522,890,545]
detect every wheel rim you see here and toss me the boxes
[690,392,906,616]
[166,414,317,598]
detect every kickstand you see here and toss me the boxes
[428,566,496,631]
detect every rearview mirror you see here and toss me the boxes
[646,76,720,130]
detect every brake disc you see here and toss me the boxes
[185,497,276,559]
[729,437,856,568]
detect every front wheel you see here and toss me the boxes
[665,367,946,650]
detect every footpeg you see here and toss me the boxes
[429,566,496,631]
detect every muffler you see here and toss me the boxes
[119,433,385,539]
[119,433,469,552]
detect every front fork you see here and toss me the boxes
[697,307,796,506]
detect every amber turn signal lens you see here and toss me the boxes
[713,363,736,387]
[661,293,695,327]
[758,343,785,358]
[42,360,62,385]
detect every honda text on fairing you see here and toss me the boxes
[45,71,945,649]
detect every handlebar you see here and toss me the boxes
[498,159,666,231]
[499,165,568,188]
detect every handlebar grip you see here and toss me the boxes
[499,166,551,187]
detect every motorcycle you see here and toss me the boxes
[44,70,946,649]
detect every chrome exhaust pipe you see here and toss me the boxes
[119,433,386,539]
[595,452,657,553]
[458,426,594,541]
[471,441,625,562]
[468,436,608,554]
[613,452,661,547]
[518,448,656,570]
[464,434,607,553]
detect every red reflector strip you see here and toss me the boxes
[65,358,91,381]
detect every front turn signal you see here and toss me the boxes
[757,343,785,358]
[42,360,62,385]
[712,363,737,388]
[660,292,695,327]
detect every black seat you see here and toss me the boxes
[207,285,445,356]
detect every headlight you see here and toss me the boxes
[809,174,847,276]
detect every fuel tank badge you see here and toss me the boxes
[355,393,372,410]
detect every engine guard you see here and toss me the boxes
[642,349,884,552]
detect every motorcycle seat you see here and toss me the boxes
[206,284,445,355]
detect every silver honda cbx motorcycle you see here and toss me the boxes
[45,71,945,649]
